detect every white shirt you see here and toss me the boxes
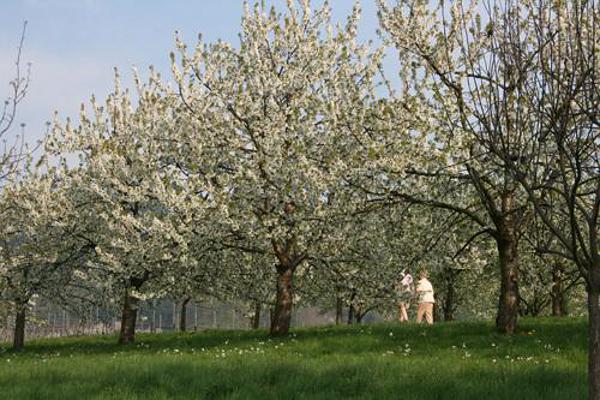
[395,273,413,295]
[416,278,435,303]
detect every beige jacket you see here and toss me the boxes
[416,278,435,303]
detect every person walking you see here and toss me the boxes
[416,270,435,325]
[395,269,413,322]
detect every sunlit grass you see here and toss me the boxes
[0,318,587,399]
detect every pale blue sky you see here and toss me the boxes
[0,1,384,143]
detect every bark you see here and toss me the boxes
[13,306,26,351]
[150,309,156,333]
[335,296,343,325]
[118,290,139,345]
[347,290,356,325]
[495,229,520,334]
[588,287,600,400]
[355,312,364,324]
[251,301,261,329]
[552,263,567,317]
[347,305,354,325]
[433,303,442,322]
[180,297,191,332]
[443,271,457,321]
[270,265,294,336]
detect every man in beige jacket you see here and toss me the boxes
[416,270,435,324]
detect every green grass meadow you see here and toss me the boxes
[0,318,588,399]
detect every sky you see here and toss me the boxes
[0,0,385,145]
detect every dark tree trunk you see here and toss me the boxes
[13,306,26,351]
[270,265,294,336]
[355,312,364,324]
[347,290,356,325]
[588,287,600,400]
[180,297,191,332]
[118,290,139,345]
[433,303,442,322]
[443,271,457,321]
[347,305,354,325]
[150,309,156,333]
[335,296,343,325]
[495,230,520,334]
[552,263,567,317]
[251,301,261,329]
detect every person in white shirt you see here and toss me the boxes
[415,270,435,324]
[395,269,413,322]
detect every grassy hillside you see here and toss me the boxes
[0,318,587,399]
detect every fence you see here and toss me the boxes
[0,298,347,343]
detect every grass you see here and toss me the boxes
[0,318,588,399]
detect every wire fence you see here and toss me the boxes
[0,299,349,343]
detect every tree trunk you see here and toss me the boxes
[335,296,343,325]
[356,312,364,324]
[347,305,354,325]
[13,306,26,351]
[118,290,139,345]
[347,290,357,325]
[180,297,191,332]
[587,287,600,400]
[270,265,294,336]
[252,301,261,329]
[552,263,566,317]
[150,309,156,333]
[433,303,442,322]
[443,272,456,321]
[495,231,520,334]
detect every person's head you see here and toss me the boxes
[419,270,429,280]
